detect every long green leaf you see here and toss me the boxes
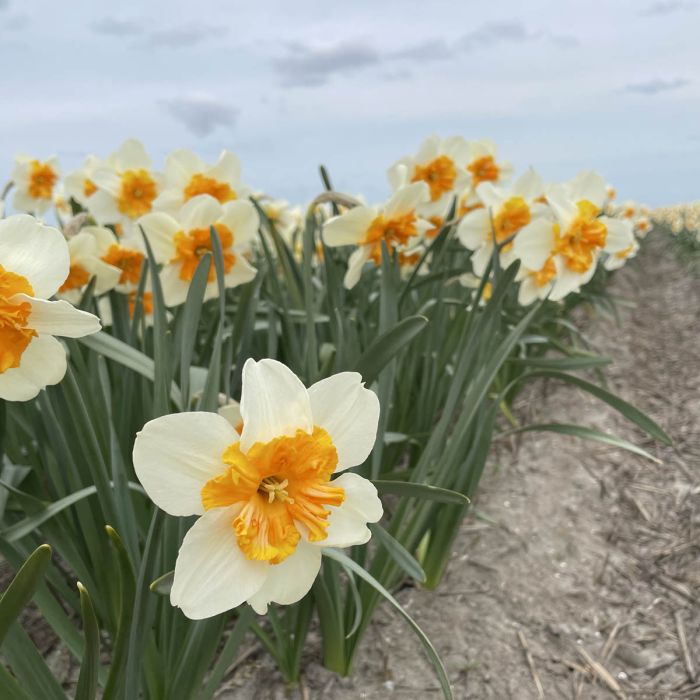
[0,544,52,647]
[75,583,100,700]
[323,549,453,700]
[369,524,426,583]
[373,480,469,505]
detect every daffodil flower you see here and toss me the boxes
[133,359,382,618]
[457,168,545,276]
[461,140,513,207]
[88,140,163,234]
[0,215,101,401]
[58,226,123,303]
[388,135,470,219]
[153,149,249,215]
[11,155,60,215]
[64,155,103,209]
[322,183,431,289]
[138,193,258,307]
[513,172,634,300]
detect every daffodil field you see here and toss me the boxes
[0,138,672,699]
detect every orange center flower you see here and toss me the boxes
[362,212,418,265]
[172,224,235,282]
[412,155,457,201]
[468,155,500,187]
[102,245,145,285]
[128,291,153,318]
[200,427,344,564]
[83,179,97,198]
[555,200,607,273]
[0,266,36,373]
[28,161,57,200]
[117,169,158,219]
[531,255,557,288]
[492,196,531,250]
[183,174,237,204]
[59,264,91,292]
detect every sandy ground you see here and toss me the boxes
[3,235,698,699]
[219,235,700,699]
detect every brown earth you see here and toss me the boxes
[219,234,700,699]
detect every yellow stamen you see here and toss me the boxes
[362,213,418,265]
[183,174,236,204]
[0,266,36,373]
[101,245,144,285]
[554,200,607,273]
[468,155,500,187]
[28,160,57,200]
[171,224,235,282]
[117,169,158,219]
[412,155,457,201]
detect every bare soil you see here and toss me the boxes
[219,235,700,699]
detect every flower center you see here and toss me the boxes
[200,427,344,564]
[59,264,91,292]
[117,169,158,219]
[493,196,531,250]
[183,174,237,204]
[411,155,457,201]
[83,179,97,198]
[554,200,607,273]
[468,155,500,187]
[0,266,36,374]
[101,245,145,285]
[172,224,235,282]
[28,160,57,200]
[363,213,418,265]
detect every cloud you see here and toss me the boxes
[0,0,9,11]
[623,78,690,94]
[91,18,144,37]
[146,24,222,48]
[389,39,454,62]
[273,40,381,87]
[458,21,532,51]
[160,95,238,136]
[640,1,696,16]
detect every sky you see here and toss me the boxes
[0,0,698,207]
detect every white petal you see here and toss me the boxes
[246,540,321,614]
[344,245,371,289]
[384,182,430,219]
[572,171,606,209]
[471,243,493,277]
[138,213,179,262]
[308,373,379,471]
[323,207,376,247]
[164,148,203,187]
[0,215,69,298]
[512,218,555,270]
[132,412,239,516]
[545,185,577,227]
[20,296,101,337]
[475,182,503,210]
[318,473,383,548]
[549,261,596,301]
[114,138,151,171]
[219,256,257,292]
[219,200,259,248]
[179,194,222,230]
[0,335,67,402]
[517,277,539,306]
[209,150,241,185]
[457,208,489,250]
[602,218,634,253]
[87,190,120,225]
[171,506,268,619]
[512,168,544,201]
[160,265,191,308]
[239,358,313,453]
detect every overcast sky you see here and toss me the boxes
[1,0,697,207]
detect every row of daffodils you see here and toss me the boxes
[0,137,668,699]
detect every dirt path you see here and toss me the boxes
[222,235,700,699]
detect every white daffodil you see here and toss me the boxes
[512,172,634,301]
[153,149,249,215]
[98,233,147,294]
[388,135,470,218]
[57,226,122,303]
[260,198,303,243]
[88,139,163,233]
[11,156,60,216]
[514,253,558,306]
[456,168,545,276]
[64,155,103,209]
[138,194,258,307]
[133,358,382,619]
[322,183,431,289]
[0,215,101,401]
[633,215,653,239]
[460,140,513,207]
[604,239,639,271]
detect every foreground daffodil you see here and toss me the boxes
[133,359,382,618]
[0,215,101,401]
